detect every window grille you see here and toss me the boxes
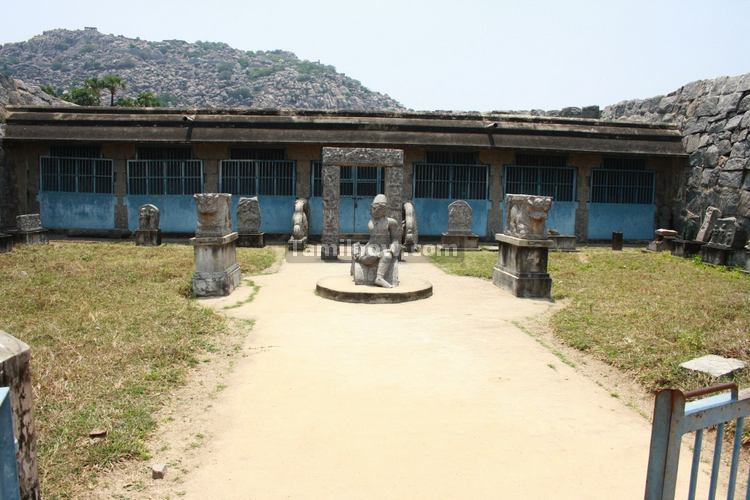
[220,160,295,196]
[40,157,114,193]
[504,165,576,202]
[128,160,203,195]
[590,169,654,204]
[311,161,384,197]
[413,163,488,200]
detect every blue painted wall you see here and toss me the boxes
[309,197,323,235]
[499,200,577,236]
[413,199,489,237]
[588,203,655,240]
[39,192,117,230]
[229,195,296,234]
[126,195,197,233]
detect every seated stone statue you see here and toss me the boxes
[351,194,400,288]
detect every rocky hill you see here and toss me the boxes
[0,73,68,135]
[0,28,403,110]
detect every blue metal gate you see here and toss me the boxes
[588,168,655,240]
[502,165,577,235]
[412,162,489,237]
[645,383,750,500]
[0,387,20,500]
[309,162,384,235]
[220,160,296,233]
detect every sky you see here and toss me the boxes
[2,0,749,111]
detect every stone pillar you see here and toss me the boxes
[0,331,40,500]
[134,204,162,246]
[569,153,599,241]
[190,194,241,296]
[321,147,405,261]
[102,144,135,232]
[486,150,513,237]
[320,163,340,260]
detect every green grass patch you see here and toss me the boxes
[0,242,277,497]
[432,248,750,391]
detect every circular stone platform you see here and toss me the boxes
[316,276,433,304]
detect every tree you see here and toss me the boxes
[83,77,104,105]
[100,74,126,106]
[39,84,59,97]
[62,86,99,106]
[135,91,161,107]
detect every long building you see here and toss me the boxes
[0,106,687,240]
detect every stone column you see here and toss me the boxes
[569,153,600,241]
[486,150,513,237]
[0,331,40,500]
[102,144,135,231]
[320,163,340,260]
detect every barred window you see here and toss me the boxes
[220,160,295,196]
[40,157,114,193]
[128,160,203,195]
[504,165,575,202]
[590,169,654,204]
[311,161,384,197]
[413,163,487,200]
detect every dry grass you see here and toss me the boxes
[431,248,750,392]
[0,241,277,498]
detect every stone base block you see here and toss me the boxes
[671,239,704,258]
[441,233,479,249]
[14,229,48,245]
[0,234,13,253]
[192,263,241,297]
[549,235,577,252]
[288,237,307,251]
[492,234,553,299]
[237,232,265,248]
[135,229,161,246]
[700,244,732,266]
[646,236,676,252]
[317,275,431,304]
[190,232,241,297]
[321,243,339,261]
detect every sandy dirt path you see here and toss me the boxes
[177,253,706,499]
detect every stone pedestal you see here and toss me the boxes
[671,239,704,258]
[700,244,732,266]
[190,232,242,296]
[237,232,265,248]
[440,232,480,249]
[492,233,553,299]
[135,229,161,247]
[192,194,241,297]
[12,229,48,245]
[0,234,12,253]
[647,230,678,252]
[549,235,577,252]
[612,232,623,251]
[288,236,307,251]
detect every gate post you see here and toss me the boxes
[0,331,40,499]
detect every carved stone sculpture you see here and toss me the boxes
[191,194,241,296]
[441,200,478,249]
[351,194,400,288]
[288,198,309,251]
[701,216,748,266]
[135,204,161,246]
[493,194,554,298]
[237,196,264,247]
[13,214,48,245]
[505,194,553,240]
[195,193,232,238]
[402,201,419,252]
[696,206,721,242]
